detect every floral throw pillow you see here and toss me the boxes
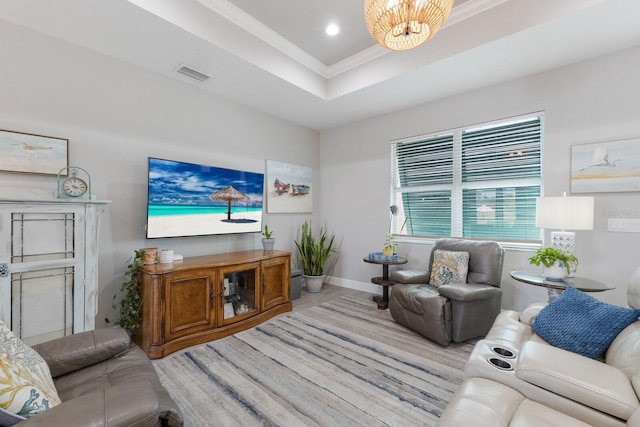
[429,250,470,287]
[0,321,61,419]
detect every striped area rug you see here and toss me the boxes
[153,295,474,427]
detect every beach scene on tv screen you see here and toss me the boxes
[146,158,264,238]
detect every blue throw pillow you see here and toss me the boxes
[532,286,640,359]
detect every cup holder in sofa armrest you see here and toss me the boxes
[487,357,514,371]
[491,346,515,359]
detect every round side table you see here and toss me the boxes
[510,271,614,301]
[363,256,408,309]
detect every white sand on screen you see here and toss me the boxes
[147,211,262,238]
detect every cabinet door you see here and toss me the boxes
[218,262,260,326]
[164,268,216,341]
[262,256,290,311]
[0,205,85,346]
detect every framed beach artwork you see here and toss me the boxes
[0,129,68,175]
[571,138,640,193]
[146,157,264,238]
[266,160,312,213]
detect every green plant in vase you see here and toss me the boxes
[294,221,336,293]
[261,225,274,239]
[528,247,578,279]
[261,224,275,250]
[383,233,397,256]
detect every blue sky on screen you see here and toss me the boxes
[148,158,264,206]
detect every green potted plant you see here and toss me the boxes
[294,220,336,293]
[106,249,145,334]
[528,247,578,280]
[261,224,275,251]
[382,233,397,256]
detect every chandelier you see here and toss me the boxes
[364,0,454,51]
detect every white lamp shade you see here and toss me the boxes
[535,196,594,230]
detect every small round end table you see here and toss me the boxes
[510,271,614,302]
[363,256,408,309]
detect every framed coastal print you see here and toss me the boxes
[571,138,640,193]
[266,160,312,213]
[0,129,68,175]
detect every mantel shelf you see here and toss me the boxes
[0,187,111,204]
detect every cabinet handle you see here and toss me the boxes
[0,264,8,278]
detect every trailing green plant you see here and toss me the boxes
[528,247,578,275]
[294,221,336,276]
[261,225,274,239]
[106,249,145,334]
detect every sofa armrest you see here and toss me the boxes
[15,382,160,427]
[437,283,501,302]
[32,328,130,378]
[519,302,547,325]
[516,341,639,420]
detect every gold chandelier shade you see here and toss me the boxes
[364,0,454,51]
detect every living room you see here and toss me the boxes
[1,0,640,424]
[2,0,638,318]
[0,2,640,325]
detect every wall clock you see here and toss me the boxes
[57,166,92,199]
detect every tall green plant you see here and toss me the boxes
[106,249,145,334]
[294,221,336,276]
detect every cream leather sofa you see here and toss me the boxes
[438,267,640,427]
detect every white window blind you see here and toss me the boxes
[391,114,543,243]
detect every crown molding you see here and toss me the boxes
[196,0,329,77]
[447,0,510,26]
[195,0,509,80]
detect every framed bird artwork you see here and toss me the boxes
[571,138,640,193]
[0,129,68,175]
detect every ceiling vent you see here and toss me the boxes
[176,65,211,82]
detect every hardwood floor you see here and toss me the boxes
[291,284,376,313]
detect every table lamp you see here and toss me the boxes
[535,193,594,256]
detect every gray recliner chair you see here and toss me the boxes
[11,328,183,427]
[388,238,504,346]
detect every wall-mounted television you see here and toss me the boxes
[146,157,264,239]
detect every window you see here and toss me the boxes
[391,113,543,244]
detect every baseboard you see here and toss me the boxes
[323,276,382,295]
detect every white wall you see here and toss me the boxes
[319,46,640,310]
[0,20,319,326]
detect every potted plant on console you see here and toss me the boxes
[261,225,275,251]
[528,247,578,280]
[294,220,336,293]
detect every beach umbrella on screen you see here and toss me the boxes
[209,185,250,220]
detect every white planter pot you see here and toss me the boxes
[261,238,275,251]
[304,275,324,293]
[544,261,567,281]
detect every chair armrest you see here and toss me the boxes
[437,283,501,302]
[16,382,160,427]
[516,341,639,420]
[390,270,429,284]
[32,328,130,378]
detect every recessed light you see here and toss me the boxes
[326,23,340,36]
